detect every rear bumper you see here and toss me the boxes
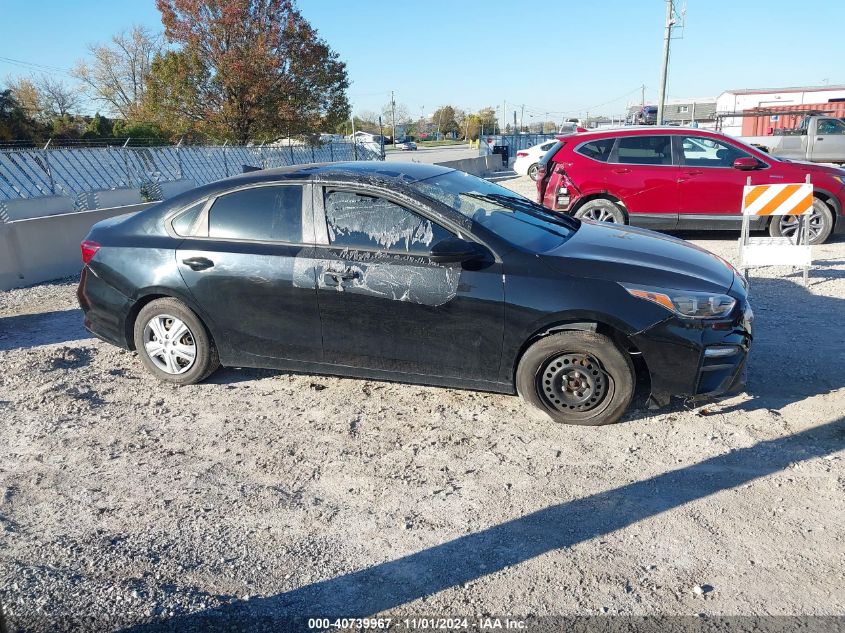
[631,304,752,406]
[77,266,133,349]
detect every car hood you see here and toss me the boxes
[541,220,736,293]
[780,159,845,177]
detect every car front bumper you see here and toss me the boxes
[630,303,753,407]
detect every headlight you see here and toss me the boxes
[833,174,845,186]
[621,283,736,319]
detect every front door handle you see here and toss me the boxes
[684,169,704,175]
[612,168,631,174]
[181,256,214,271]
[322,269,360,285]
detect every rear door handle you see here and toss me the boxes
[181,256,214,271]
[684,169,704,175]
[612,168,631,174]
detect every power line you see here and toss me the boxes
[0,55,76,79]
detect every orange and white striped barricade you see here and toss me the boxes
[739,175,813,285]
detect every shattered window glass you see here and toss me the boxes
[324,191,451,254]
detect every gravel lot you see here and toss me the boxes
[1,175,844,631]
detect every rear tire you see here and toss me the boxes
[573,198,626,224]
[768,197,833,245]
[133,298,219,385]
[528,163,539,181]
[516,331,635,426]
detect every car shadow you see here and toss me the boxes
[0,308,90,352]
[111,416,845,632]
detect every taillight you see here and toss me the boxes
[81,240,100,264]
[516,151,528,157]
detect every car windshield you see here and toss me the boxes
[411,169,578,251]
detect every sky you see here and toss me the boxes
[2,0,843,124]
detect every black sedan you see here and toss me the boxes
[77,162,752,426]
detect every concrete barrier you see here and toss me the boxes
[0,202,156,290]
[435,155,502,177]
[0,195,75,221]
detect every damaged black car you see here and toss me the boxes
[77,162,752,425]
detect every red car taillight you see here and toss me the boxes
[81,240,100,264]
[516,151,528,157]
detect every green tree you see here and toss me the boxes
[84,112,114,138]
[143,49,208,136]
[112,119,171,144]
[154,0,350,142]
[431,105,458,137]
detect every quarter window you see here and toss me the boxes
[575,138,614,162]
[171,200,206,236]
[614,135,672,165]
[680,136,752,168]
[208,185,303,242]
[324,190,451,254]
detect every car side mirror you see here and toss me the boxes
[732,157,759,170]
[428,237,485,263]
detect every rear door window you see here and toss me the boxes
[324,190,452,254]
[208,185,304,242]
[613,135,672,165]
[575,138,615,162]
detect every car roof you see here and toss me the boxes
[565,126,721,140]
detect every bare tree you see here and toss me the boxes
[37,76,79,118]
[73,25,161,119]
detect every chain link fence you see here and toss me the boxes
[0,142,382,208]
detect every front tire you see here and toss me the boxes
[768,198,833,245]
[573,199,626,224]
[133,298,220,385]
[527,163,539,181]
[516,331,635,426]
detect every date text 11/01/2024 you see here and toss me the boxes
[307,617,527,630]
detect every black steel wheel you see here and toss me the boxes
[516,330,635,426]
[539,353,611,414]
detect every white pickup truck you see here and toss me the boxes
[740,115,845,164]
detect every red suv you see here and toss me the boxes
[536,127,845,244]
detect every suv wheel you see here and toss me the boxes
[133,298,220,385]
[516,331,635,426]
[573,199,626,224]
[527,163,539,181]
[769,198,833,245]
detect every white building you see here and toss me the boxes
[716,85,845,136]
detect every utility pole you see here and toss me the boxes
[502,99,506,135]
[520,104,525,133]
[657,0,675,125]
[419,106,425,139]
[641,84,645,109]
[390,91,396,143]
